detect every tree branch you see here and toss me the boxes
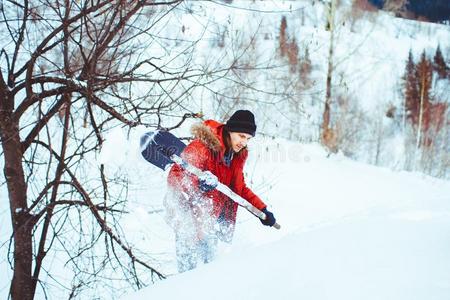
[31,98,71,295]
[31,140,166,280]
[20,96,67,152]
[86,93,138,127]
[9,0,29,87]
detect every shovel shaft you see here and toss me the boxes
[171,155,281,230]
[215,183,281,230]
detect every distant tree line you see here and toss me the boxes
[368,0,450,23]
[402,46,448,148]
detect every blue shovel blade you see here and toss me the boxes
[140,131,186,170]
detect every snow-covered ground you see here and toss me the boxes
[1,1,449,299]
[117,132,450,300]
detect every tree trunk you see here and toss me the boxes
[0,97,33,300]
[416,75,426,149]
[321,0,336,148]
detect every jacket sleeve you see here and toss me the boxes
[167,140,209,196]
[231,152,266,211]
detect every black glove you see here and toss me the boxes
[260,207,276,227]
[198,171,218,192]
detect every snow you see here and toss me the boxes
[1,1,449,299]
[127,218,450,300]
[155,0,450,172]
[120,134,450,300]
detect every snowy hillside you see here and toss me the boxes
[100,124,450,299]
[1,1,449,299]
[121,134,450,300]
[143,0,450,177]
[127,219,450,300]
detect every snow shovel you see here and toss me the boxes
[140,130,281,230]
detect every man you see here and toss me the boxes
[165,110,277,272]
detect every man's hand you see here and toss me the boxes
[198,171,218,192]
[259,207,276,227]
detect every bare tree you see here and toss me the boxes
[0,1,227,299]
[321,0,338,152]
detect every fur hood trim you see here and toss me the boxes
[190,122,223,153]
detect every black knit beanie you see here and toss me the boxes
[225,110,257,136]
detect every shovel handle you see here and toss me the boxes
[254,206,281,230]
[171,155,281,230]
[273,222,281,230]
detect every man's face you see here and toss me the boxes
[229,132,253,153]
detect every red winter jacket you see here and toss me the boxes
[167,120,266,226]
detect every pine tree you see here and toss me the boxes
[279,16,287,57]
[433,45,448,79]
[299,46,312,87]
[415,50,433,146]
[404,50,419,125]
[287,38,299,73]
